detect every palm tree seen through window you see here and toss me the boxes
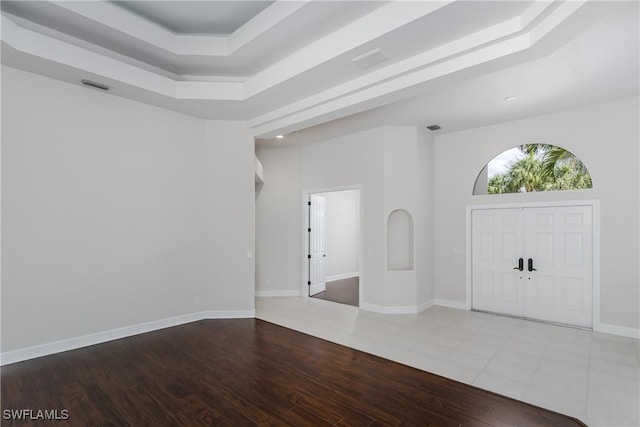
[474,144,592,195]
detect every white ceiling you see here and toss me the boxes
[1,1,638,143]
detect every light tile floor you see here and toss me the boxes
[256,297,640,427]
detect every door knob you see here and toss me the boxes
[528,258,537,272]
[513,258,524,271]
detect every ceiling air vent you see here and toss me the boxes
[351,48,389,70]
[426,124,441,131]
[81,79,110,91]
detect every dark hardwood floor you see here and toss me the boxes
[312,277,359,307]
[1,319,586,426]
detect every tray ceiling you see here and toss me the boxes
[1,1,637,141]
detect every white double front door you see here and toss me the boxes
[472,205,593,328]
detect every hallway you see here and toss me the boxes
[311,277,359,307]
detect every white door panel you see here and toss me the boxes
[472,209,524,316]
[524,206,592,327]
[472,205,593,328]
[309,195,326,296]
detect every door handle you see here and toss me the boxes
[513,258,524,271]
[528,258,537,272]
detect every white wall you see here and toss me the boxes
[204,121,256,311]
[256,126,435,310]
[433,97,640,330]
[417,127,435,306]
[1,66,255,354]
[254,146,302,295]
[317,190,359,280]
[382,128,419,307]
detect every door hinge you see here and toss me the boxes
[307,201,311,206]
[307,254,311,259]
[307,281,311,285]
[307,228,311,232]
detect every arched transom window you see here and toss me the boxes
[473,144,592,195]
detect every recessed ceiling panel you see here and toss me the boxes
[110,1,274,34]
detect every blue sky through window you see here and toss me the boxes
[487,147,523,178]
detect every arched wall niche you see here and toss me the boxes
[387,209,413,270]
[473,144,593,195]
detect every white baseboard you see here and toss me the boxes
[360,299,434,314]
[0,309,255,366]
[594,322,640,339]
[418,299,435,312]
[326,272,359,282]
[360,302,419,314]
[434,298,470,310]
[203,310,255,319]
[255,290,302,297]
[358,302,382,313]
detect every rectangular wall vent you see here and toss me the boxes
[81,79,110,91]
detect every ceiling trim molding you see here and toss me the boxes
[247,1,586,136]
[52,0,308,57]
[0,15,245,100]
[530,0,586,45]
[2,1,563,103]
[247,14,530,130]
[248,35,533,137]
[243,0,454,98]
[53,1,227,56]
[227,1,309,54]
[0,0,591,138]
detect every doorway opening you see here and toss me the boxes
[303,187,361,307]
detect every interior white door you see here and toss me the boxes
[472,209,525,316]
[471,205,593,328]
[523,206,593,327]
[308,195,326,296]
